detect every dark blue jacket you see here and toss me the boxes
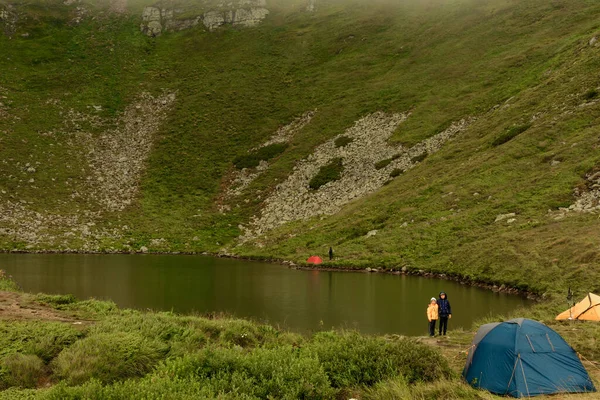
[437,292,452,317]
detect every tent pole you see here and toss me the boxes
[505,356,519,395]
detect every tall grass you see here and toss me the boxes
[53,332,168,385]
[0,270,20,292]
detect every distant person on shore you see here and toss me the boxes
[427,297,438,337]
[437,291,452,336]
[328,247,333,260]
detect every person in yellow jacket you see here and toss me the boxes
[427,297,439,337]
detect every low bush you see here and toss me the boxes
[390,168,403,178]
[53,332,168,385]
[309,158,344,190]
[583,88,598,100]
[41,378,231,400]
[61,298,118,316]
[90,312,208,358]
[233,143,288,169]
[34,294,77,307]
[0,321,82,363]
[0,270,20,292]
[0,354,45,390]
[305,331,451,387]
[375,158,392,170]
[411,152,428,163]
[491,124,531,147]
[334,136,353,148]
[156,346,334,399]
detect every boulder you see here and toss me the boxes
[494,212,516,222]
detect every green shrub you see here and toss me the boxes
[309,158,344,190]
[233,143,288,169]
[411,152,428,163]
[375,154,401,170]
[0,387,39,399]
[306,331,451,387]
[375,158,392,170]
[53,332,169,385]
[34,293,77,307]
[390,168,403,178]
[43,378,234,400]
[0,321,82,363]
[157,346,334,399]
[491,124,531,147]
[583,89,598,100]
[0,354,45,389]
[334,136,353,148]
[91,312,208,357]
[0,270,20,292]
[62,298,118,316]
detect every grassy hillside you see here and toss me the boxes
[1,0,600,295]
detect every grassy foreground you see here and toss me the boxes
[1,272,599,399]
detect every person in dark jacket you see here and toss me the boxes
[437,291,452,336]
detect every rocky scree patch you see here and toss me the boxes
[238,112,473,242]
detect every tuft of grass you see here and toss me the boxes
[0,354,46,390]
[34,294,77,307]
[491,124,531,147]
[309,158,344,190]
[53,332,169,385]
[233,143,288,169]
[0,321,82,363]
[334,136,354,148]
[362,376,492,400]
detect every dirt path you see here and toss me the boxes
[0,290,86,325]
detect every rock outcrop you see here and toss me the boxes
[306,0,317,12]
[563,169,600,213]
[239,113,473,242]
[0,5,17,36]
[140,0,269,36]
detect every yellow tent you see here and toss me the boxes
[556,293,600,321]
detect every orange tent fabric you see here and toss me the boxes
[306,256,323,265]
[556,293,600,321]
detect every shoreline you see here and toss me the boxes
[0,248,539,300]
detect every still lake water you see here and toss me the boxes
[0,254,531,335]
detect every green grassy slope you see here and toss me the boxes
[1,0,600,295]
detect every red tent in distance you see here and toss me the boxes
[306,256,323,265]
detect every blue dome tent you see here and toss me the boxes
[463,318,596,397]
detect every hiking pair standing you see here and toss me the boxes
[426,292,452,336]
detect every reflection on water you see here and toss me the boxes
[0,254,530,335]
